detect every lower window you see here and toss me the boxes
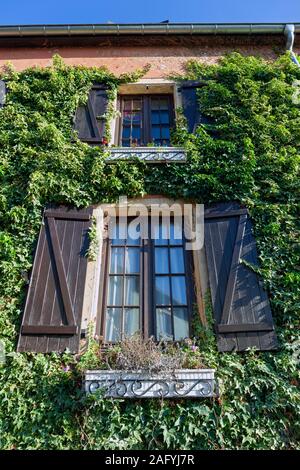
[101,216,194,342]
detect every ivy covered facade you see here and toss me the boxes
[0,25,299,449]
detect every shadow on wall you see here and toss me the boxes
[0,43,282,76]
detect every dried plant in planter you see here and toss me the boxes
[103,335,200,375]
[115,335,184,374]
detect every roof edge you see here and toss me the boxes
[0,22,299,37]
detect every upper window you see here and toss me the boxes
[118,94,174,147]
[101,216,193,343]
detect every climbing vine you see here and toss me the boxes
[0,52,299,450]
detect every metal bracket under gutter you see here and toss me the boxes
[284,24,300,67]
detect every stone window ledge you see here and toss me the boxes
[85,369,216,398]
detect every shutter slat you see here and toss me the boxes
[205,209,248,219]
[45,210,91,220]
[17,206,92,353]
[46,216,76,327]
[45,215,67,353]
[21,325,77,335]
[86,95,102,140]
[204,202,277,352]
[220,213,247,326]
[217,323,274,333]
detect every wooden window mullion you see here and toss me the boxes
[167,233,175,340]
[121,238,126,340]
[143,96,149,145]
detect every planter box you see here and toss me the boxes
[85,369,216,398]
[106,147,186,163]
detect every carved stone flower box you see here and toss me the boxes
[106,146,187,163]
[85,369,216,398]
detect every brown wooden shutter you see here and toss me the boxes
[74,83,109,143]
[180,80,212,134]
[204,202,277,352]
[17,205,92,353]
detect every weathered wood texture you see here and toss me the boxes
[204,202,277,352]
[74,83,109,143]
[17,205,92,353]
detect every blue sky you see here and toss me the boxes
[0,0,299,25]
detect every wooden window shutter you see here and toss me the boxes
[17,206,92,353]
[180,80,211,134]
[204,202,278,352]
[74,83,109,143]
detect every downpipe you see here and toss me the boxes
[284,24,300,67]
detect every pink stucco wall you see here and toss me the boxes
[0,44,291,77]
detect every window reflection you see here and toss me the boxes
[120,95,173,147]
[153,219,189,340]
[105,217,190,342]
[156,308,173,340]
[105,219,141,341]
[106,308,122,342]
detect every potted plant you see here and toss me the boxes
[84,336,216,398]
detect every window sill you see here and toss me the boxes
[85,369,216,398]
[106,146,187,163]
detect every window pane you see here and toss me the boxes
[159,99,169,110]
[160,111,170,124]
[123,100,131,111]
[132,127,141,139]
[124,308,140,337]
[125,276,140,305]
[151,99,160,110]
[173,307,189,340]
[110,247,124,274]
[125,248,140,273]
[153,220,169,245]
[170,248,185,274]
[105,307,122,342]
[171,276,187,305]
[155,247,169,274]
[155,276,171,305]
[132,112,141,124]
[161,127,170,139]
[152,126,161,139]
[127,221,141,245]
[170,220,182,245]
[123,111,131,124]
[156,307,173,340]
[108,276,123,305]
[110,220,126,245]
[122,126,130,139]
[133,99,141,110]
[151,111,160,124]
[122,140,130,147]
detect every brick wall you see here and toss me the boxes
[0,35,299,77]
